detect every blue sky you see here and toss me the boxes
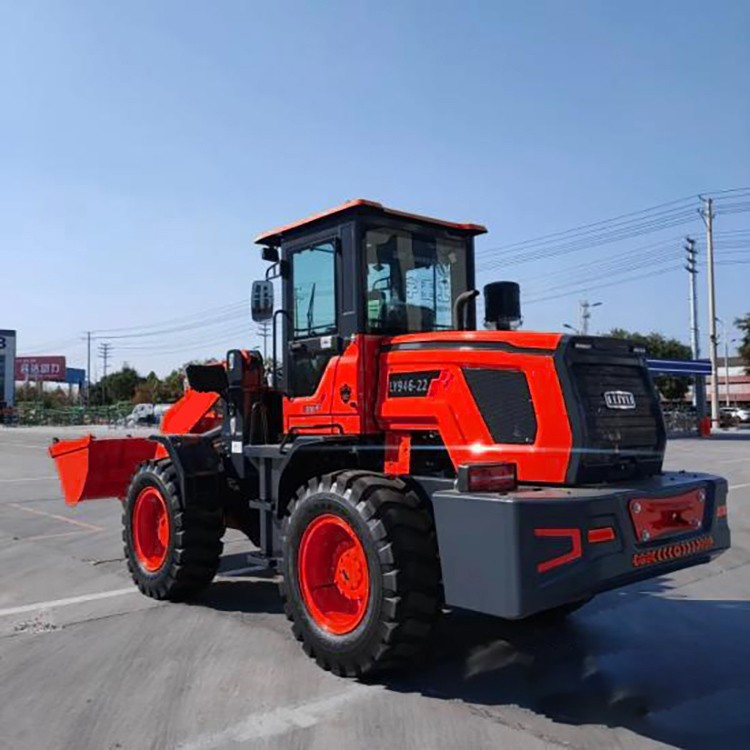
[1,0,748,376]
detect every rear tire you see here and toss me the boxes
[123,459,223,601]
[280,471,441,677]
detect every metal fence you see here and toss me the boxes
[662,408,699,436]
[12,402,134,426]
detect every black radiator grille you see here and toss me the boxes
[463,368,537,445]
[571,362,661,463]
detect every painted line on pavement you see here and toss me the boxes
[176,682,378,749]
[0,441,49,450]
[7,502,104,531]
[22,529,98,542]
[0,587,138,618]
[0,563,273,618]
[0,476,57,483]
[729,482,750,491]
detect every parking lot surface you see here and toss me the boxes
[0,426,748,750]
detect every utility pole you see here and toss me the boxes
[700,197,719,427]
[684,238,705,413]
[258,323,270,360]
[580,300,603,335]
[86,331,92,406]
[98,342,112,405]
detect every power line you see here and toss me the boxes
[515,236,683,286]
[97,311,247,340]
[474,188,749,271]
[524,264,682,305]
[517,242,682,301]
[475,195,698,256]
[477,210,699,270]
[91,299,248,334]
[519,246,681,298]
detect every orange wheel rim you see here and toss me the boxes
[132,487,170,572]
[298,514,370,634]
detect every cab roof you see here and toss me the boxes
[253,199,487,247]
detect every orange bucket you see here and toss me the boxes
[49,435,160,505]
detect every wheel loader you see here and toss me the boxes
[49,199,730,676]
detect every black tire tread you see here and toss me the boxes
[279,470,441,677]
[123,460,223,601]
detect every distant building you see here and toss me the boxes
[707,356,750,405]
[0,329,17,408]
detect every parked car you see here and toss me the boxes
[719,406,750,426]
[122,403,171,428]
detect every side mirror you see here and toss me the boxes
[251,280,274,322]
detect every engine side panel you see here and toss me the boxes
[376,331,572,484]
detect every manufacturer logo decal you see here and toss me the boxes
[603,390,636,410]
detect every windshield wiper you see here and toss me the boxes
[306,282,316,337]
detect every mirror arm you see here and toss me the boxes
[272,309,291,389]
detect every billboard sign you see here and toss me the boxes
[65,367,86,385]
[15,356,67,382]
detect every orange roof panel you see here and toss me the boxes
[254,199,487,245]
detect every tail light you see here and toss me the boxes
[458,463,517,493]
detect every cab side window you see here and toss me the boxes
[292,243,336,338]
[288,242,337,397]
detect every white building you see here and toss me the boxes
[707,356,750,406]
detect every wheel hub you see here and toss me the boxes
[298,514,370,634]
[334,543,367,599]
[132,486,170,573]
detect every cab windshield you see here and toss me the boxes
[364,226,470,334]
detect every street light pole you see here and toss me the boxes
[724,334,730,408]
[580,300,603,335]
[716,318,736,408]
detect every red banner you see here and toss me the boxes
[16,356,67,382]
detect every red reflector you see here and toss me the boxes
[629,489,706,544]
[717,505,728,519]
[534,528,582,573]
[588,526,616,544]
[459,463,517,493]
[632,535,714,567]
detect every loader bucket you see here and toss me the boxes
[48,435,160,506]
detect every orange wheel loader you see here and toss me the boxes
[49,200,730,676]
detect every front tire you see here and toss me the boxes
[123,460,223,601]
[280,471,441,677]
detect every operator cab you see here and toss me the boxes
[253,200,487,398]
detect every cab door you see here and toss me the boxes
[284,238,342,428]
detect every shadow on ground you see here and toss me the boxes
[384,582,750,750]
[193,575,284,616]
[189,568,750,749]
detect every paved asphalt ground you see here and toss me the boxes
[0,427,748,750]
